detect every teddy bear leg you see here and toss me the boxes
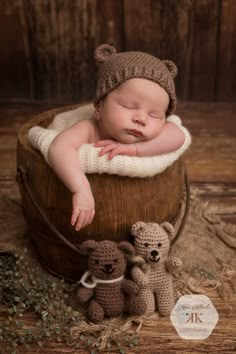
[154,289,175,317]
[125,293,147,316]
[88,300,104,323]
[144,290,156,315]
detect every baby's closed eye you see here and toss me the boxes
[120,103,136,109]
[149,112,165,119]
[117,99,137,109]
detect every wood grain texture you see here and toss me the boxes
[217,0,236,100]
[176,102,236,183]
[189,0,220,100]
[0,1,236,103]
[22,0,97,103]
[0,292,235,353]
[0,1,32,99]
[95,0,124,50]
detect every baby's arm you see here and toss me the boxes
[48,120,95,231]
[95,122,185,159]
[135,122,185,157]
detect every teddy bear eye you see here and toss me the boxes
[144,242,149,247]
[114,258,118,263]
[95,259,100,265]
[157,242,162,248]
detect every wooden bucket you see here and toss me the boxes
[17,104,187,281]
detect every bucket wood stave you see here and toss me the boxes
[17,104,185,281]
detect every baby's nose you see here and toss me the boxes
[132,112,146,125]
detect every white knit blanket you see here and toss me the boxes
[28,103,191,178]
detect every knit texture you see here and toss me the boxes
[94,44,177,115]
[130,222,183,316]
[28,103,191,178]
[77,240,146,322]
[125,260,156,315]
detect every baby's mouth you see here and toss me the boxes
[127,129,144,137]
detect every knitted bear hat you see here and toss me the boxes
[94,44,178,115]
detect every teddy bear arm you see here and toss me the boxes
[165,256,183,273]
[122,279,139,295]
[131,266,149,286]
[77,286,94,302]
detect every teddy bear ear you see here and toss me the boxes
[162,60,178,79]
[77,240,98,255]
[94,43,117,63]
[118,242,135,258]
[160,222,176,241]
[131,221,146,236]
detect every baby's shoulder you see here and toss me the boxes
[70,117,93,132]
[71,116,99,143]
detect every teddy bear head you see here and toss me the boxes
[78,240,135,280]
[131,222,175,265]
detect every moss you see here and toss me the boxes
[0,250,139,353]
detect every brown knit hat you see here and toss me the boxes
[94,44,178,115]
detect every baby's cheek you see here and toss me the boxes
[156,121,165,133]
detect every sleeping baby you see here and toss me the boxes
[48,44,185,232]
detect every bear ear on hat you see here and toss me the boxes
[94,43,117,63]
[162,60,178,79]
[160,222,176,241]
[77,240,98,255]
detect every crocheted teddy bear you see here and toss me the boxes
[77,240,146,323]
[129,221,183,316]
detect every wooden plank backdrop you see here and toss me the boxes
[0,0,235,104]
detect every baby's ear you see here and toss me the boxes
[94,103,101,120]
[77,240,98,255]
[162,60,178,79]
[160,222,175,241]
[118,242,135,258]
[131,221,146,237]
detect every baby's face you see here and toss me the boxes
[95,78,169,143]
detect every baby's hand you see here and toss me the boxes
[94,140,137,160]
[71,189,95,231]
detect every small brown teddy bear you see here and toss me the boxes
[130,221,183,316]
[77,240,146,323]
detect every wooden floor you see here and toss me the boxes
[0,101,235,353]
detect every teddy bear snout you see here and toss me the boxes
[151,250,158,257]
[103,263,115,273]
[149,249,160,262]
